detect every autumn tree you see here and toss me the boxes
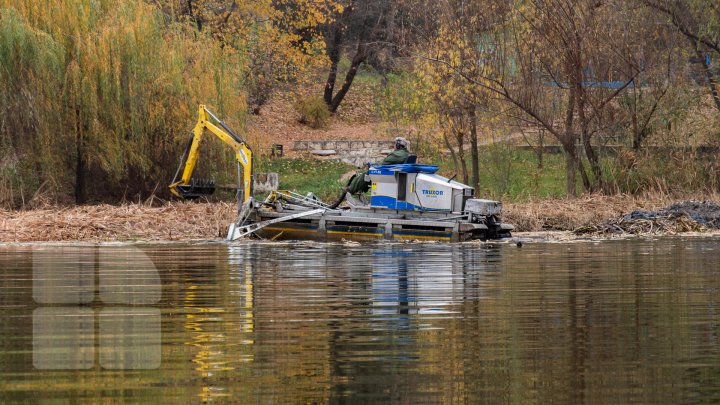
[423,0,650,196]
[322,0,403,112]
[157,0,341,114]
[611,6,684,151]
[641,0,720,113]
[414,0,501,192]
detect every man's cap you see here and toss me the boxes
[394,137,409,149]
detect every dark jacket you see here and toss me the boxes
[346,148,411,195]
[381,148,409,165]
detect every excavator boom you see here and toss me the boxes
[169,105,253,202]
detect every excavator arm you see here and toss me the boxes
[169,105,253,202]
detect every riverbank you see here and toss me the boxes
[2,194,719,242]
[0,202,237,242]
[503,194,681,232]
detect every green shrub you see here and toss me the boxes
[295,96,331,129]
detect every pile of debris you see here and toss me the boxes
[575,200,720,236]
[0,202,237,242]
[502,194,681,232]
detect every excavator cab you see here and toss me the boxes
[169,105,253,202]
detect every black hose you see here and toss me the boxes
[328,190,347,209]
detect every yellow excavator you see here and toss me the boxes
[169,105,253,202]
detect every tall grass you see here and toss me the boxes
[606,149,720,195]
[0,0,247,207]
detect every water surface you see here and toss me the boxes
[0,238,719,403]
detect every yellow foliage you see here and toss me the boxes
[167,0,342,109]
[0,0,247,204]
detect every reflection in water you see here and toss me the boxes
[0,239,720,402]
[182,246,255,402]
[33,308,95,370]
[99,308,161,370]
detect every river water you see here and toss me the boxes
[0,238,719,403]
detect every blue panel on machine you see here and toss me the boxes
[372,164,439,174]
[370,195,441,211]
[370,195,398,209]
[368,168,396,176]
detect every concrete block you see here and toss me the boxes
[307,141,323,150]
[311,149,337,156]
[253,172,279,194]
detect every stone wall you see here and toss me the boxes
[293,140,393,167]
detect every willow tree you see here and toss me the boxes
[0,8,64,205]
[0,0,247,206]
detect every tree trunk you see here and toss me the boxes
[456,131,468,185]
[187,0,202,31]
[563,145,577,197]
[324,2,354,107]
[571,45,603,192]
[581,128,603,191]
[631,105,641,150]
[385,2,397,47]
[577,156,591,192]
[443,132,460,179]
[323,19,345,105]
[74,108,86,204]
[329,41,367,112]
[563,88,577,196]
[538,129,544,169]
[469,117,480,192]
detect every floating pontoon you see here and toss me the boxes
[227,163,513,242]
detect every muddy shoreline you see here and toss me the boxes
[1,195,719,242]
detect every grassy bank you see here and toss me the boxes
[257,157,355,201]
[266,147,720,203]
[262,151,570,202]
[428,147,570,201]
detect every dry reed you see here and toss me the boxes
[0,202,237,242]
[503,193,712,232]
[1,193,718,242]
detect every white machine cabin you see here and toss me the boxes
[367,165,475,213]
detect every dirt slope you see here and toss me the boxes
[246,84,395,157]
